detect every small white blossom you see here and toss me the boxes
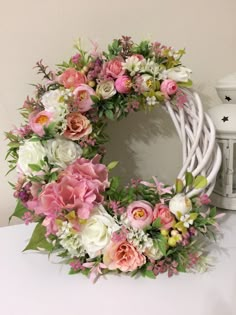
[140,59,160,76]
[146,96,157,106]
[122,56,141,76]
[180,214,193,228]
[127,228,153,253]
[57,222,85,258]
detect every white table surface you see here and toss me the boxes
[0,212,236,315]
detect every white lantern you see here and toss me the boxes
[208,73,236,210]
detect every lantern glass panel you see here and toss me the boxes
[233,143,236,194]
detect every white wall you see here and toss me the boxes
[0,0,235,226]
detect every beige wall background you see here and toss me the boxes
[0,0,235,226]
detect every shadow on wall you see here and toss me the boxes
[104,105,182,185]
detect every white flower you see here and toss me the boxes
[122,56,141,76]
[140,74,153,91]
[140,59,160,76]
[146,96,157,106]
[180,214,193,228]
[45,137,82,169]
[166,66,192,82]
[41,89,69,130]
[57,222,85,257]
[169,193,192,217]
[80,205,119,258]
[127,228,153,253]
[145,240,163,260]
[17,140,46,175]
[96,80,116,99]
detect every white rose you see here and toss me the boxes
[41,89,69,130]
[145,242,163,260]
[80,205,119,258]
[169,193,192,217]
[17,140,46,175]
[140,74,153,91]
[45,137,82,168]
[96,80,116,99]
[166,66,192,82]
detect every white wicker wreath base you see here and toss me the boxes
[165,89,222,197]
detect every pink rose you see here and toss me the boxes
[63,155,109,191]
[115,75,132,94]
[153,203,175,230]
[103,241,146,272]
[127,200,153,229]
[58,68,86,89]
[29,111,53,137]
[73,84,96,112]
[195,194,211,206]
[63,112,92,140]
[160,79,178,98]
[103,57,124,79]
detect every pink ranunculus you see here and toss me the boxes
[115,75,132,94]
[103,241,146,272]
[63,155,109,191]
[195,193,211,206]
[29,110,53,137]
[63,112,92,140]
[160,79,178,98]
[132,54,144,61]
[73,84,96,112]
[58,68,86,89]
[153,203,175,230]
[127,200,153,229]
[103,57,124,79]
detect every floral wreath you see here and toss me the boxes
[6,36,223,282]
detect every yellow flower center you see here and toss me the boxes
[78,91,88,101]
[133,208,146,219]
[35,115,49,125]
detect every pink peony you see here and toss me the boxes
[58,68,86,89]
[103,57,124,79]
[127,200,153,229]
[103,241,146,272]
[29,110,53,137]
[115,75,132,94]
[63,155,109,191]
[160,79,178,98]
[153,203,175,230]
[73,84,96,112]
[63,112,92,140]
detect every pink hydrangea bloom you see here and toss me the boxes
[127,200,153,229]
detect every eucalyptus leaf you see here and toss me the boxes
[175,178,184,193]
[193,176,207,189]
[23,223,53,252]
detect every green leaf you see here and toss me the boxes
[23,223,53,252]
[105,109,114,120]
[107,161,119,171]
[154,235,167,256]
[177,80,193,88]
[90,95,100,103]
[9,200,28,222]
[28,164,42,172]
[109,176,120,192]
[144,270,156,279]
[8,142,20,148]
[185,172,193,186]
[175,178,184,193]
[209,207,217,217]
[193,176,207,189]
[152,218,162,229]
